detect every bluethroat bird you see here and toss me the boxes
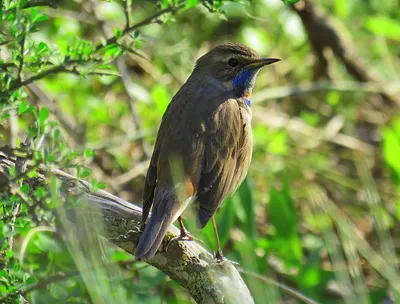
[135,43,280,261]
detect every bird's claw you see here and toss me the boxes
[211,250,240,266]
[165,231,202,252]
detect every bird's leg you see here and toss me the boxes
[165,217,202,252]
[177,216,194,240]
[212,215,224,263]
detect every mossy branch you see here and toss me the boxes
[0,151,254,304]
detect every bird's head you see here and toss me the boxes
[193,43,280,100]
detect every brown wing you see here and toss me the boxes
[141,81,207,223]
[141,97,179,223]
[196,98,252,228]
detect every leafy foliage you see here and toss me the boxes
[1,0,400,303]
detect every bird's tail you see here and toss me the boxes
[135,190,178,259]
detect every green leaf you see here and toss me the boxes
[18,100,33,114]
[31,9,48,24]
[267,131,288,155]
[237,178,257,240]
[186,0,199,7]
[365,16,400,41]
[151,85,170,115]
[25,275,37,285]
[382,125,400,174]
[268,184,303,262]
[334,0,350,17]
[0,284,7,295]
[34,14,48,23]
[282,0,300,4]
[39,107,49,124]
[80,169,91,178]
[216,197,235,247]
[37,42,50,55]
[51,284,69,300]
[268,184,297,237]
[20,183,30,193]
[84,148,96,158]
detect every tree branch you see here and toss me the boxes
[0,152,255,304]
[1,2,184,95]
[291,0,400,107]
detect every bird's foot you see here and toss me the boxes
[211,250,240,266]
[165,229,202,252]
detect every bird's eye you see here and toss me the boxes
[228,58,239,67]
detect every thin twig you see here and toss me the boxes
[2,259,139,302]
[17,34,26,84]
[239,269,321,304]
[87,129,155,150]
[4,65,66,93]
[27,84,84,144]
[252,81,400,104]
[22,0,57,9]
[252,109,375,154]
[0,154,256,304]
[7,137,32,251]
[94,3,183,52]
[124,0,133,31]
[0,200,42,222]
[112,159,150,186]
[9,110,18,148]
[19,226,58,266]
[1,3,183,95]
[90,0,150,158]
[116,57,150,158]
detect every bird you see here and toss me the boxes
[135,42,280,261]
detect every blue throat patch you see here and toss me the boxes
[232,68,259,107]
[232,69,253,88]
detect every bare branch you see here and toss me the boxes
[22,0,58,9]
[123,0,133,31]
[291,0,400,107]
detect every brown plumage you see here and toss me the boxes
[135,43,280,260]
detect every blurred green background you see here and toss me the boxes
[1,0,400,303]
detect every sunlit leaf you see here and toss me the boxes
[237,178,257,240]
[39,107,49,124]
[365,16,400,41]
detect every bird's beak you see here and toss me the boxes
[246,57,281,69]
